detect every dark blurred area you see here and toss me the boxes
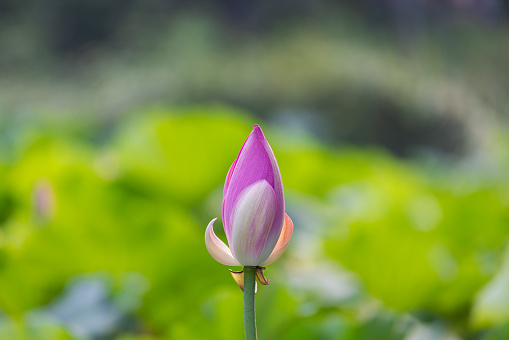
[1,0,506,56]
[1,0,508,157]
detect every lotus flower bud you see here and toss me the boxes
[205,125,293,268]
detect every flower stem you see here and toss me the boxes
[243,266,257,340]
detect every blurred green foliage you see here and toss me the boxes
[0,107,508,339]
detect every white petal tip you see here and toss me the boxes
[205,218,241,266]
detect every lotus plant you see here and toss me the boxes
[205,124,293,340]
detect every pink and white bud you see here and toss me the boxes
[205,125,293,267]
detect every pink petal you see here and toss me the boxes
[258,132,285,261]
[222,125,285,252]
[223,159,238,197]
[205,218,241,266]
[260,213,293,266]
[221,158,237,241]
[230,180,277,266]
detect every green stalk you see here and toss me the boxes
[243,266,257,340]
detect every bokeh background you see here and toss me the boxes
[1,1,509,339]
